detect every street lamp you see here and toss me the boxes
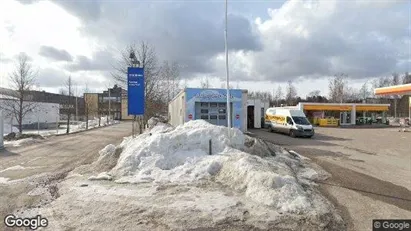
[224,0,231,131]
[0,109,4,150]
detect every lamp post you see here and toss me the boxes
[224,0,231,131]
[0,109,4,150]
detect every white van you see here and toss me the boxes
[265,107,314,138]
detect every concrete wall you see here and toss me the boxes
[168,90,186,127]
[242,91,248,132]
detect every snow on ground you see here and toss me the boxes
[4,138,40,147]
[3,118,120,139]
[16,119,344,230]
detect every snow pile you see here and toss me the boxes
[96,120,323,214]
[4,137,39,147]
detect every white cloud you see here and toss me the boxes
[0,0,409,98]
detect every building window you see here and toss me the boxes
[210,115,217,119]
[210,102,217,107]
[218,103,226,107]
[218,115,226,120]
[218,109,226,114]
[200,115,208,120]
[201,109,208,114]
[200,102,208,107]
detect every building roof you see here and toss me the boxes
[374,83,411,95]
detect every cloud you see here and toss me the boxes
[13,52,33,62]
[36,67,68,88]
[14,0,39,4]
[51,1,262,77]
[51,0,409,83]
[65,50,115,72]
[0,52,13,63]
[39,45,73,62]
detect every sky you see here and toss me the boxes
[0,0,410,98]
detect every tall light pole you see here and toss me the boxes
[0,109,4,150]
[225,0,231,130]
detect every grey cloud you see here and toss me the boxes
[37,68,68,88]
[52,0,103,22]
[66,50,115,72]
[53,0,409,83]
[55,1,262,78]
[39,46,73,62]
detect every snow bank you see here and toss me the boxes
[4,138,39,147]
[99,120,323,214]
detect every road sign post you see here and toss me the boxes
[127,67,145,137]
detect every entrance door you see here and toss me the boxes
[339,112,351,125]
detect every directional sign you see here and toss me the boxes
[127,67,145,115]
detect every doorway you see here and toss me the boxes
[339,111,351,125]
[247,106,254,129]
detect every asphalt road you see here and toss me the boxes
[250,127,411,231]
[0,122,132,225]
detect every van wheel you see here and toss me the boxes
[269,126,273,133]
[289,130,296,138]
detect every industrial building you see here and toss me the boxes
[168,88,248,131]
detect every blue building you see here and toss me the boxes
[168,88,248,131]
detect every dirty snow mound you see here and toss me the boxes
[110,120,244,179]
[100,120,328,214]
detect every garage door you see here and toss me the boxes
[195,102,231,126]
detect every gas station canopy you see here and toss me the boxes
[374,83,411,95]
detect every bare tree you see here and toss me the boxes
[83,83,98,130]
[273,86,283,106]
[402,72,411,84]
[201,77,211,88]
[112,41,176,130]
[359,81,371,102]
[0,53,38,133]
[64,76,74,134]
[328,73,350,103]
[285,81,297,105]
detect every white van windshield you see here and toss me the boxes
[292,116,311,125]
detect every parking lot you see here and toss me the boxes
[250,127,411,231]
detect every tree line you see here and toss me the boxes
[248,72,411,108]
[2,42,411,134]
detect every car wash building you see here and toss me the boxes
[168,88,248,131]
[247,99,270,129]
